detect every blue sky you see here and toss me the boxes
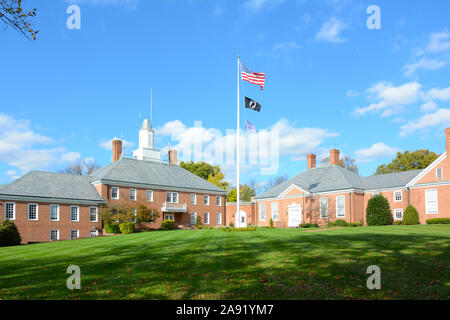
[1,0,450,189]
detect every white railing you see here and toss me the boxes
[161,202,188,212]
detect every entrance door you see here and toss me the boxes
[164,213,175,221]
[235,210,247,228]
[288,204,302,227]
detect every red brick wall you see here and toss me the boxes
[410,185,450,223]
[225,203,256,227]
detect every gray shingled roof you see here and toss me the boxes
[0,171,105,202]
[91,158,227,194]
[255,165,423,199]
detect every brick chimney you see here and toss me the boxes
[446,127,450,154]
[169,149,178,165]
[112,139,122,162]
[307,153,316,169]
[330,149,340,165]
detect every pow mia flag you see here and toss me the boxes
[244,96,261,112]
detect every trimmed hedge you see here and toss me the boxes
[426,218,450,224]
[105,224,121,234]
[119,222,135,234]
[299,223,319,228]
[393,220,403,225]
[366,195,393,226]
[221,227,257,232]
[161,219,175,230]
[335,219,348,227]
[403,205,420,225]
[346,222,362,227]
[0,220,21,247]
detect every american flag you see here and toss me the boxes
[240,61,265,90]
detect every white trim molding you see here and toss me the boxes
[406,152,448,187]
[279,184,310,198]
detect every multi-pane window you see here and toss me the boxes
[394,209,403,220]
[129,189,137,201]
[90,230,98,238]
[167,192,178,203]
[28,204,38,220]
[425,189,438,214]
[436,168,443,179]
[204,195,210,205]
[217,213,222,225]
[216,196,221,206]
[70,206,79,222]
[204,212,210,225]
[50,204,59,221]
[191,194,197,204]
[271,202,279,221]
[146,190,153,202]
[5,202,15,220]
[111,187,119,200]
[50,229,59,241]
[89,207,98,222]
[320,198,328,218]
[394,191,402,202]
[190,212,197,225]
[70,230,79,240]
[336,196,345,218]
[260,203,266,221]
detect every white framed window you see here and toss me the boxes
[336,196,345,218]
[70,229,79,240]
[90,230,98,238]
[70,206,79,222]
[436,168,443,179]
[394,209,403,220]
[5,202,15,220]
[320,198,328,218]
[204,195,210,205]
[50,204,59,221]
[204,212,209,224]
[260,203,266,221]
[166,192,178,203]
[425,189,438,214]
[50,229,59,241]
[394,191,402,202]
[216,196,221,206]
[146,190,153,202]
[190,212,197,225]
[217,212,222,225]
[129,188,137,201]
[191,194,197,204]
[28,203,38,221]
[271,202,279,221]
[111,187,119,200]
[89,207,98,222]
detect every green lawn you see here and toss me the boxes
[0,225,449,300]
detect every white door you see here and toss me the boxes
[164,213,174,221]
[288,204,302,227]
[235,210,247,228]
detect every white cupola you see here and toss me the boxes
[133,118,161,162]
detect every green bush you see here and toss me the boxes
[299,223,319,228]
[403,205,420,225]
[161,219,175,230]
[195,216,201,229]
[393,220,403,225]
[426,218,450,224]
[229,221,234,227]
[366,195,393,226]
[221,227,257,232]
[327,222,336,227]
[119,222,135,234]
[0,220,21,247]
[198,225,214,230]
[352,221,362,227]
[269,218,274,228]
[105,224,121,234]
[335,219,348,227]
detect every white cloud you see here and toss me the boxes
[315,17,347,43]
[354,81,422,117]
[403,58,447,76]
[0,114,80,173]
[425,86,450,101]
[400,108,450,137]
[346,90,359,98]
[420,101,438,112]
[243,0,284,12]
[424,30,450,54]
[99,138,135,151]
[355,143,401,163]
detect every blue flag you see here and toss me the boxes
[245,120,256,133]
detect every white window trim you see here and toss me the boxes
[129,188,137,201]
[5,202,15,220]
[216,196,222,206]
[271,202,279,221]
[204,195,210,206]
[394,208,403,220]
[191,194,197,205]
[89,207,98,222]
[70,205,80,222]
[425,189,438,215]
[70,229,79,240]
[50,229,59,241]
[336,196,345,218]
[90,230,99,238]
[320,198,328,219]
[204,212,210,225]
[50,204,60,222]
[167,192,179,204]
[28,203,39,221]
[111,187,119,200]
[146,190,154,202]
[393,190,402,202]
[217,212,222,225]
[190,212,197,225]
[259,203,266,221]
[436,168,443,179]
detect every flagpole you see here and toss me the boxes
[237,55,240,228]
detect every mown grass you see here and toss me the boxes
[0,225,448,300]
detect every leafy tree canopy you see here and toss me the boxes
[180,161,229,190]
[227,184,256,202]
[322,155,359,174]
[375,150,439,175]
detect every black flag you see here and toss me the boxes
[244,96,261,112]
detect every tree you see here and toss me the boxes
[0,219,21,247]
[101,203,159,225]
[62,159,101,176]
[227,184,256,202]
[366,195,393,226]
[0,0,38,39]
[264,174,289,192]
[403,205,420,225]
[375,150,439,175]
[180,161,229,190]
[322,155,359,174]
[207,166,229,191]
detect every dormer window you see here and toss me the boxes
[436,168,443,179]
